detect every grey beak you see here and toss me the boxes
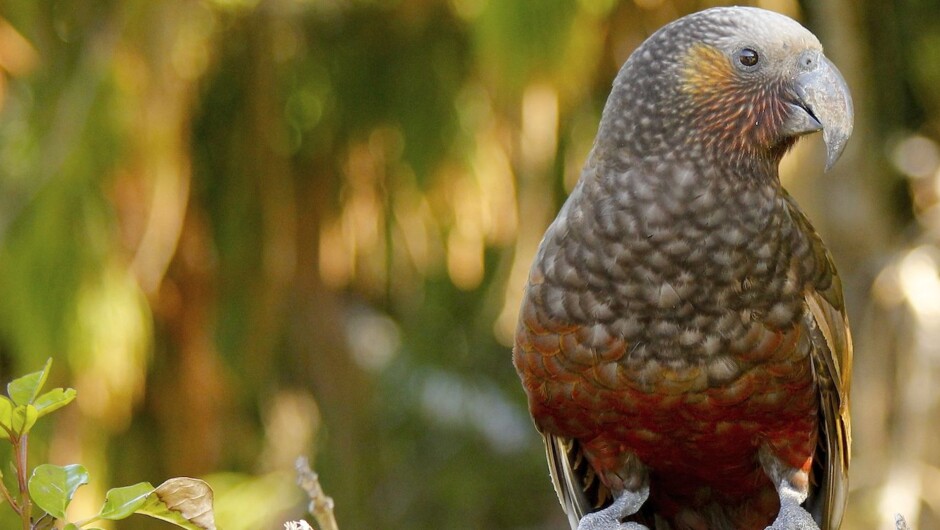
[782,54,854,171]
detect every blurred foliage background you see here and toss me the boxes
[0,0,936,528]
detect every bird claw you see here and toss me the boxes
[577,485,650,530]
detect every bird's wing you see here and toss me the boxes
[544,433,610,530]
[787,196,852,530]
[804,287,852,530]
[545,434,588,530]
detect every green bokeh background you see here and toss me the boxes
[0,0,936,528]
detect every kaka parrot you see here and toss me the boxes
[512,7,853,530]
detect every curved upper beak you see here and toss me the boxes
[782,54,854,171]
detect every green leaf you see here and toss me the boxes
[8,358,53,406]
[98,482,154,520]
[28,463,89,519]
[63,524,80,530]
[33,388,77,418]
[136,478,216,529]
[0,396,13,435]
[11,405,38,435]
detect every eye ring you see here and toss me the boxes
[736,48,760,68]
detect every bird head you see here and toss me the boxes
[599,7,853,172]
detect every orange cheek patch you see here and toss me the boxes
[678,44,788,154]
[680,44,738,99]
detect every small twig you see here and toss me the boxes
[294,457,339,530]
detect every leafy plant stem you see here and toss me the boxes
[13,434,30,530]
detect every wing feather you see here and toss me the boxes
[545,434,587,530]
[544,433,611,529]
[804,288,852,530]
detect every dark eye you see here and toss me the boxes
[737,48,759,67]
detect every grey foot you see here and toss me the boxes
[577,485,650,530]
[759,447,818,530]
[764,490,818,530]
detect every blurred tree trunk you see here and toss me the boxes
[129,0,227,480]
[247,9,384,529]
[154,206,227,476]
